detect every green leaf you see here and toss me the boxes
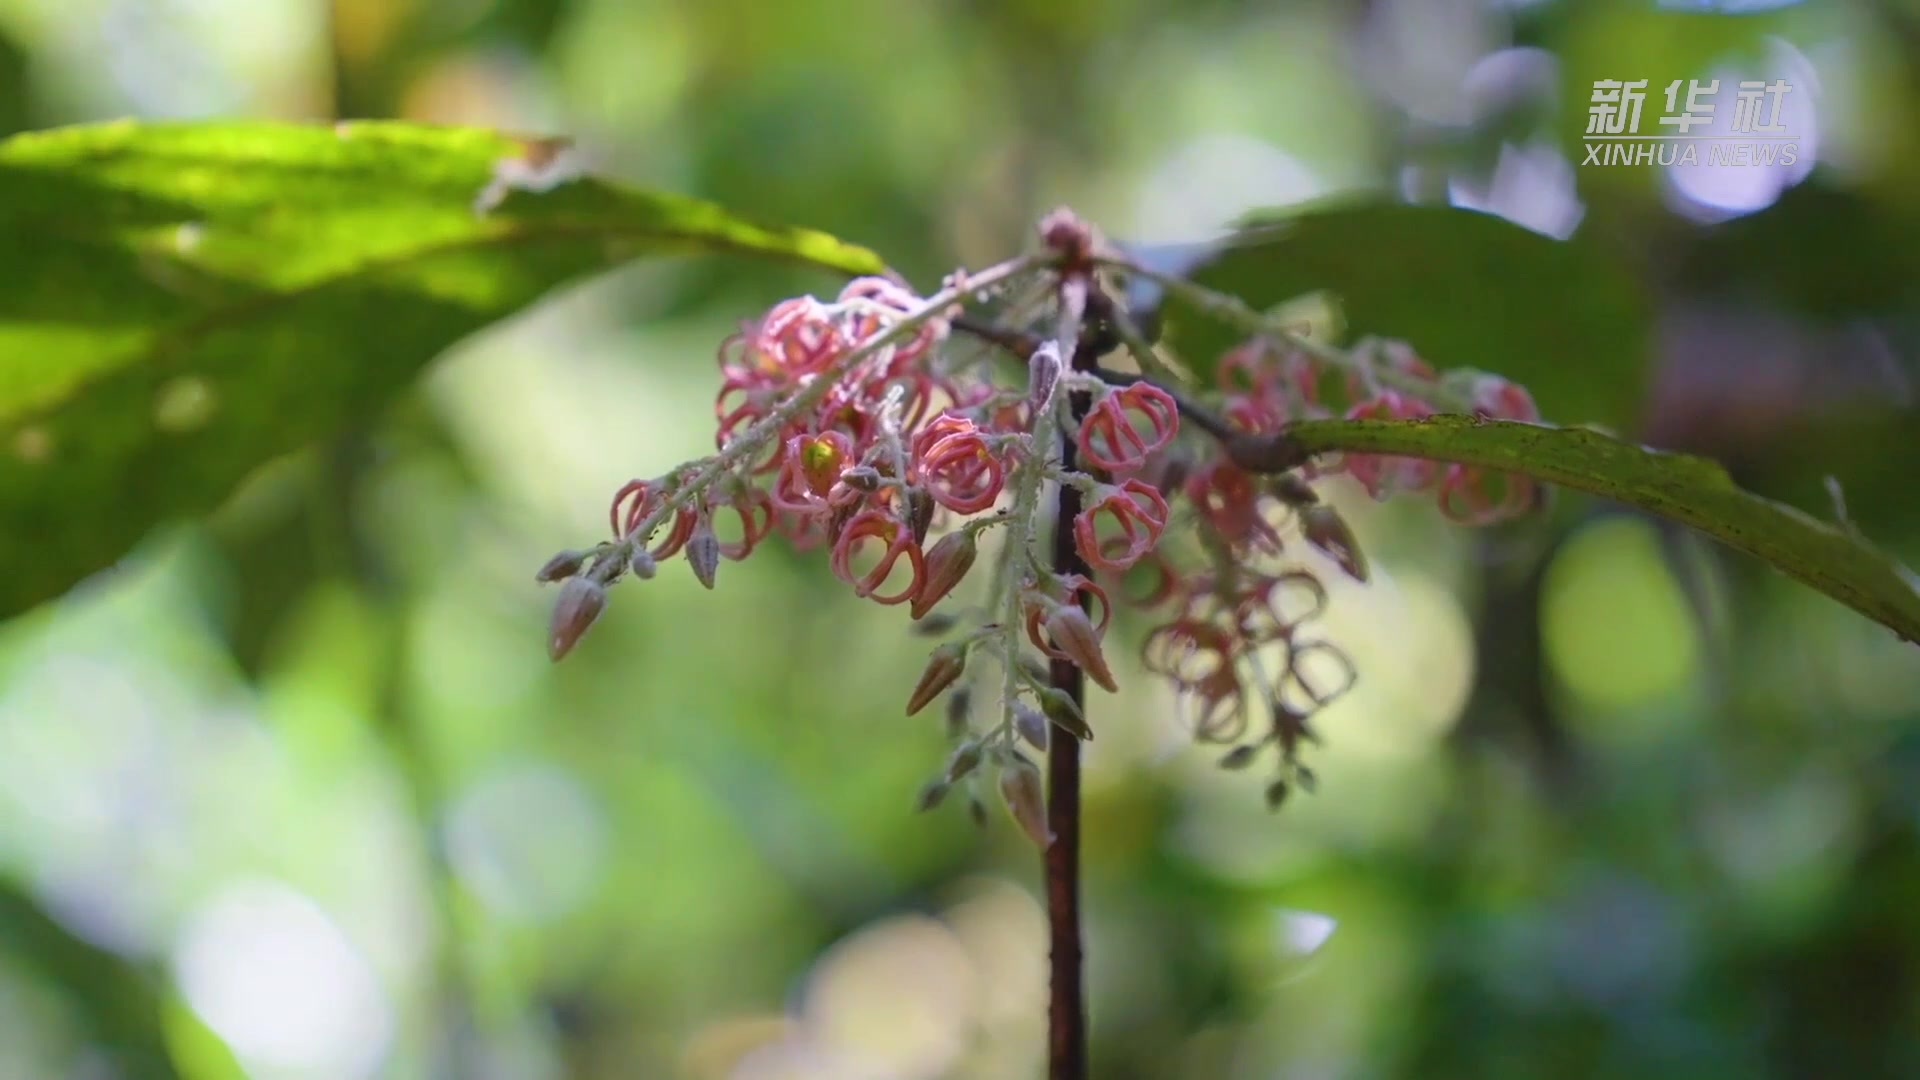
[1283,416,1920,644]
[1142,202,1650,428]
[0,120,885,618]
[0,880,177,1078]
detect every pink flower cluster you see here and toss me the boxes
[611,277,1029,615]
[1064,336,1538,780]
[1212,339,1542,525]
[550,285,1547,795]
[602,278,1198,654]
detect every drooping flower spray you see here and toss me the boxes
[539,215,1538,822]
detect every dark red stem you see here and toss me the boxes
[1046,330,1097,1080]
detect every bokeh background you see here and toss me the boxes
[5,0,1920,1077]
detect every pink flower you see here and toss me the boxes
[912,414,1007,514]
[831,510,925,604]
[1077,383,1179,474]
[838,276,946,366]
[608,479,698,558]
[772,433,854,515]
[1340,390,1440,498]
[755,296,849,377]
[1466,374,1540,422]
[1185,462,1282,554]
[1074,479,1170,573]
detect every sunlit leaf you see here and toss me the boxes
[0,120,884,618]
[1284,416,1920,643]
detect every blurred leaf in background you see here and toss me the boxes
[0,120,880,618]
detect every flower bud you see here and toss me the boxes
[916,779,951,812]
[547,577,607,662]
[1294,764,1318,794]
[913,612,960,636]
[945,740,984,784]
[967,794,989,828]
[1300,505,1367,583]
[944,687,972,739]
[906,643,967,716]
[841,465,882,492]
[1264,778,1290,811]
[905,486,936,547]
[999,757,1051,848]
[535,549,588,583]
[1037,688,1092,741]
[628,548,657,580]
[1219,744,1259,770]
[1270,473,1319,508]
[1014,703,1049,752]
[1044,605,1118,693]
[911,531,977,620]
[1028,342,1061,416]
[686,518,721,589]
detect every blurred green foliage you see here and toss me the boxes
[1,1,1919,1080]
[1154,203,1651,426]
[0,120,878,618]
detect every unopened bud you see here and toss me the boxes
[1294,764,1318,794]
[911,531,977,620]
[968,794,989,829]
[913,612,960,636]
[1028,343,1062,415]
[841,466,882,492]
[945,687,973,738]
[1264,778,1290,811]
[946,740,984,784]
[907,643,967,716]
[1037,688,1092,741]
[1300,505,1367,583]
[999,757,1051,848]
[628,548,657,580]
[916,779,951,812]
[1044,605,1118,693]
[686,518,721,589]
[1014,703,1049,752]
[1219,745,1260,770]
[535,549,588,583]
[905,486,936,547]
[547,577,607,662]
[1271,473,1319,507]
[1038,207,1095,264]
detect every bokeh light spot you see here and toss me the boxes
[1542,517,1700,718]
[173,880,393,1079]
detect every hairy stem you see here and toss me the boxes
[1046,306,1095,1080]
